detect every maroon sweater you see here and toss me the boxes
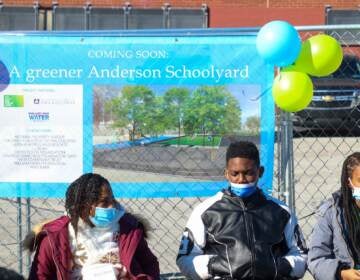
[29,215,160,280]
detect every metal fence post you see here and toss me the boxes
[26,198,31,274]
[280,111,296,213]
[17,197,23,275]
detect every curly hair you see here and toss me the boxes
[341,152,360,261]
[65,173,112,235]
[226,141,260,167]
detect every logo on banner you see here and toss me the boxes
[33,97,75,105]
[4,95,24,107]
[28,112,50,121]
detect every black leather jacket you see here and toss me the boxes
[177,188,307,280]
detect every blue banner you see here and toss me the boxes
[0,31,274,198]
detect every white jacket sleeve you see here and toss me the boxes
[176,193,222,280]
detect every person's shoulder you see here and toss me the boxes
[121,212,142,228]
[192,191,225,215]
[42,216,70,232]
[262,191,291,214]
[317,192,339,217]
[22,215,69,252]
[121,212,152,238]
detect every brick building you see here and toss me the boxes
[1,0,360,30]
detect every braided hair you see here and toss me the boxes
[65,173,112,235]
[341,152,360,260]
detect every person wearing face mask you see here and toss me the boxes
[25,173,160,280]
[308,152,360,280]
[176,141,307,279]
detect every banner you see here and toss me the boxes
[0,31,274,198]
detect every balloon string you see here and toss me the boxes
[249,86,272,101]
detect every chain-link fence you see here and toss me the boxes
[288,25,360,241]
[0,25,359,280]
[275,25,360,280]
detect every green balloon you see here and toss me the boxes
[272,71,313,112]
[287,34,343,77]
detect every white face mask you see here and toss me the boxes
[230,181,257,189]
[349,178,360,200]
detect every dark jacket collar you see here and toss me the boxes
[223,187,266,208]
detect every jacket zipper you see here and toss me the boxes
[240,199,277,280]
[269,247,277,280]
[44,229,64,280]
[207,232,233,278]
[238,199,255,280]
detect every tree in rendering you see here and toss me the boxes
[183,86,241,136]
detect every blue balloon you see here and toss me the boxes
[256,20,301,67]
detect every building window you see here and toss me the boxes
[168,4,208,28]
[88,7,125,30]
[52,6,87,30]
[0,4,208,31]
[0,5,44,30]
[125,6,165,29]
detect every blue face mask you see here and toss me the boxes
[230,181,257,198]
[349,178,360,200]
[89,207,120,228]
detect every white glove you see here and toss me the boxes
[193,255,214,279]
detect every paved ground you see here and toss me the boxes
[1,136,359,279]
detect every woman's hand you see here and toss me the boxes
[113,263,131,280]
[341,269,360,280]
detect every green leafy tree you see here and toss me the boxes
[163,87,190,137]
[223,93,242,135]
[244,115,260,134]
[183,86,241,136]
[105,85,156,141]
[143,96,167,137]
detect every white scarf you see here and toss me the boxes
[68,205,125,279]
